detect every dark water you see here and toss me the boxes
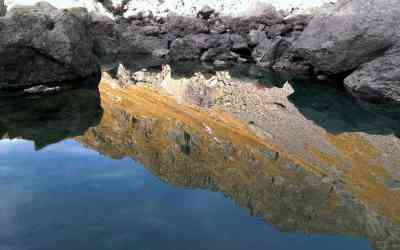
[0,139,371,250]
[1,64,399,250]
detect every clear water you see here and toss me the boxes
[0,139,372,250]
[1,65,399,250]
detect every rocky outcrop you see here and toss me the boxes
[294,0,400,75]
[0,3,99,91]
[344,44,400,103]
[292,0,400,103]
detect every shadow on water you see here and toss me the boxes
[0,73,103,150]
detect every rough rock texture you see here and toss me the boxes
[0,3,99,89]
[252,36,290,67]
[344,44,400,103]
[0,0,6,16]
[294,0,400,75]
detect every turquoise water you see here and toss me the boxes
[0,139,372,250]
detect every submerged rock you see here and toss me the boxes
[0,3,99,90]
[294,0,400,75]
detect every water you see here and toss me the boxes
[1,64,399,250]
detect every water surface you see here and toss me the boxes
[1,64,399,250]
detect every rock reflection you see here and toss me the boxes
[76,68,400,250]
[0,86,103,150]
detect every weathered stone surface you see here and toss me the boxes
[0,3,99,88]
[90,12,120,57]
[169,37,202,60]
[294,0,400,74]
[0,0,6,16]
[344,44,400,103]
[252,37,290,67]
[164,14,209,36]
[248,29,267,46]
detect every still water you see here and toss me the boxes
[0,64,399,250]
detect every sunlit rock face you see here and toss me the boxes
[77,65,400,250]
[0,85,102,150]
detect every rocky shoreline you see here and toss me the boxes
[1,0,399,104]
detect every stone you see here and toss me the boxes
[344,44,400,103]
[0,3,99,89]
[201,47,235,62]
[169,37,201,60]
[164,14,209,37]
[152,49,169,58]
[213,60,229,67]
[294,0,400,75]
[230,33,248,51]
[118,31,168,54]
[0,0,7,16]
[197,5,215,20]
[90,12,119,58]
[248,29,267,46]
[252,37,290,67]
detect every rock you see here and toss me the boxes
[118,31,168,54]
[169,37,201,60]
[230,34,248,52]
[164,14,209,36]
[0,3,99,89]
[0,0,7,16]
[252,37,290,67]
[248,30,267,46]
[90,12,119,58]
[201,47,235,62]
[140,25,162,36]
[344,44,400,103]
[116,63,134,85]
[294,0,400,75]
[197,5,215,20]
[213,60,229,67]
[152,49,169,58]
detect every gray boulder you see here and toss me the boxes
[294,0,400,75]
[248,30,267,46]
[0,0,6,16]
[118,30,168,55]
[252,36,290,67]
[344,44,400,103]
[90,12,119,58]
[169,37,202,60]
[0,3,99,89]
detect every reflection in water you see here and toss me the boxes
[75,65,400,250]
[0,85,103,150]
[0,63,399,250]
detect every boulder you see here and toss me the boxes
[163,14,209,37]
[248,29,267,46]
[197,5,215,20]
[90,12,119,58]
[0,0,6,16]
[169,37,201,60]
[0,3,99,89]
[118,30,168,54]
[252,37,290,67]
[344,44,400,103]
[294,0,400,75]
